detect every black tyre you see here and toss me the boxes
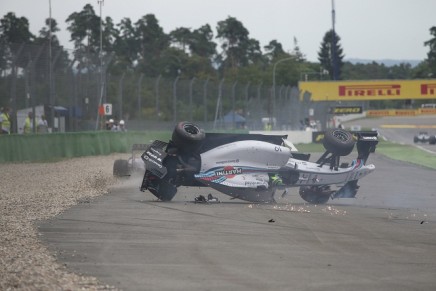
[413,136,418,143]
[113,159,130,177]
[299,186,331,204]
[172,121,205,152]
[429,135,436,145]
[323,128,355,156]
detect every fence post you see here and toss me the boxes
[28,44,46,133]
[257,82,263,130]
[203,78,209,123]
[49,48,62,131]
[189,77,196,121]
[232,81,237,129]
[155,74,161,119]
[137,74,144,119]
[95,53,114,130]
[244,82,250,110]
[10,43,24,133]
[173,76,180,123]
[213,78,225,130]
[118,72,125,120]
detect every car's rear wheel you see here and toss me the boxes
[172,121,205,152]
[323,128,355,156]
[113,159,130,177]
[299,186,331,204]
[429,135,436,145]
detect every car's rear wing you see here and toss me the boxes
[353,131,379,163]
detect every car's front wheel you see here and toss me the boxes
[323,128,355,156]
[299,186,332,204]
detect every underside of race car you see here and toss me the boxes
[139,122,378,204]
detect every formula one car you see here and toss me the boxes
[139,122,378,204]
[413,131,436,144]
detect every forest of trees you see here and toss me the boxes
[1,4,436,124]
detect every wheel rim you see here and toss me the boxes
[183,123,199,135]
[332,130,349,142]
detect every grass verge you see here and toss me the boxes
[295,141,436,170]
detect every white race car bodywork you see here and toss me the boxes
[194,140,375,202]
[139,122,379,204]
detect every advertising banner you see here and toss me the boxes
[299,80,436,101]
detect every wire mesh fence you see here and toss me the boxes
[0,43,364,133]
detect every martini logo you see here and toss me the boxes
[421,84,436,95]
[215,166,242,178]
[338,84,401,97]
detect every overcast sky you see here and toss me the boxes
[1,0,435,62]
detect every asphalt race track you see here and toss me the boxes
[344,115,436,153]
[39,117,436,291]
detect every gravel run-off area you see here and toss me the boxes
[0,154,129,290]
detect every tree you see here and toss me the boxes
[113,17,138,71]
[34,18,69,75]
[169,27,191,53]
[424,26,436,77]
[189,24,216,59]
[246,38,263,65]
[292,37,305,62]
[0,12,35,73]
[318,29,344,80]
[216,16,250,70]
[35,18,60,46]
[66,4,101,71]
[134,14,169,76]
[0,12,34,44]
[264,40,285,62]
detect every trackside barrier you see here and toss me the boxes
[0,131,172,163]
[366,108,436,117]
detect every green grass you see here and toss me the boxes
[295,140,436,170]
[376,140,436,170]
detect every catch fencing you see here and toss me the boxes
[0,43,363,133]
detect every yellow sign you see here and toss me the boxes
[367,108,436,117]
[299,80,436,101]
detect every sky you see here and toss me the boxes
[1,0,435,63]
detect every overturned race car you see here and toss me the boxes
[139,122,378,204]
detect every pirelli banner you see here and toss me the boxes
[299,79,436,101]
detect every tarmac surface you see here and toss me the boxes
[344,115,436,153]
[39,116,436,291]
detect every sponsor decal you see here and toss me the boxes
[143,155,162,168]
[361,136,378,141]
[215,166,242,178]
[146,151,162,162]
[244,181,263,186]
[216,159,239,165]
[338,84,401,97]
[150,147,163,156]
[394,109,416,116]
[421,84,436,95]
[329,106,363,114]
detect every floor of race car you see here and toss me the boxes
[38,153,436,291]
